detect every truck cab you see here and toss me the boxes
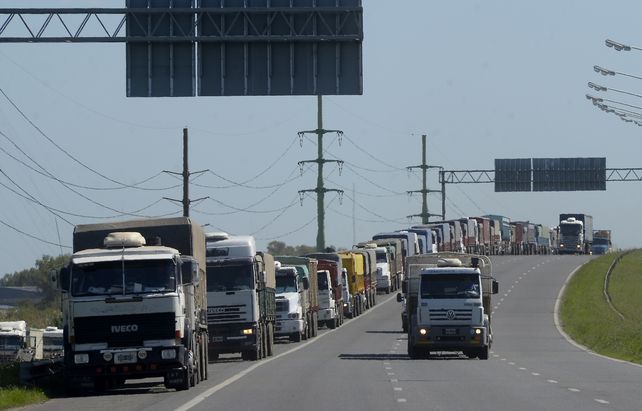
[274,264,308,342]
[42,326,64,359]
[0,321,30,362]
[403,254,498,360]
[316,269,339,329]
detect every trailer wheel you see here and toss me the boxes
[267,323,274,356]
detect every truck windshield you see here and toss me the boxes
[317,275,329,290]
[71,259,176,296]
[275,275,297,293]
[420,274,480,299]
[0,336,22,348]
[375,251,387,263]
[593,238,609,245]
[560,225,581,236]
[43,336,63,347]
[207,264,254,291]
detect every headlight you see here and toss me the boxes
[74,353,89,364]
[102,352,113,362]
[343,303,348,307]
[576,245,581,249]
[419,328,428,336]
[475,328,482,335]
[242,328,253,335]
[288,313,299,319]
[161,349,176,360]
[137,350,148,360]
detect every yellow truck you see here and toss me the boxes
[337,252,366,318]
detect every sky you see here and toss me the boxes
[1,0,642,276]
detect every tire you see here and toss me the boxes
[291,331,302,343]
[176,368,190,391]
[328,317,336,329]
[312,313,318,337]
[478,346,489,360]
[267,323,274,357]
[261,323,267,359]
[407,339,420,360]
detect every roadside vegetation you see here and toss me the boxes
[0,255,68,410]
[560,250,642,365]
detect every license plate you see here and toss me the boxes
[443,328,458,336]
[212,336,223,343]
[114,351,137,364]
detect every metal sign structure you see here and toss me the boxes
[532,157,606,191]
[494,158,531,192]
[0,1,364,97]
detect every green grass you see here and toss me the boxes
[0,363,52,410]
[560,251,642,364]
[0,386,47,410]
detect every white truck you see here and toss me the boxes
[400,253,498,360]
[0,320,30,362]
[42,326,64,359]
[205,234,276,361]
[57,217,209,393]
[316,269,339,329]
[274,263,308,342]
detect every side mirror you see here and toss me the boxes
[58,266,70,292]
[302,277,310,290]
[492,280,499,294]
[182,259,199,285]
[401,280,407,294]
[396,293,403,303]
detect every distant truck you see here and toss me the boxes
[274,264,308,342]
[0,320,31,363]
[592,230,612,255]
[275,256,319,339]
[369,238,405,293]
[42,326,64,359]
[558,214,593,254]
[338,251,366,318]
[400,253,498,360]
[305,253,345,329]
[58,217,209,392]
[206,234,275,361]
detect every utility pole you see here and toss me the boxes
[164,128,208,217]
[298,95,344,251]
[407,134,444,223]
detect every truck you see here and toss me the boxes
[274,263,308,342]
[57,217,209,392]
[305,252,345,329]
[558,213,594,254]
[369,238,405,292]
[404,228,437,254]
[354,248,377,308]
[0,321,31,363]
[206,234,275,361]
[400,253,498,360]
[592,230,612,255]
[483,215,511,255]
[275,256,319,339]
[338,251,366,317]
[42,326,64,359]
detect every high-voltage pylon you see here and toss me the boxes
[407,134,444,223]
[298,95,344,251]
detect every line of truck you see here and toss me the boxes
[44,210,607,394]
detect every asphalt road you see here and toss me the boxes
[26,255,642,411]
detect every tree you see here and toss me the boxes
[266,241,340,256]
[1,254,70,302]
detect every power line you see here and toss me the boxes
[342,191,408,224]
[193,195,300,216]
[0,217,72,249]
[0,86,164,190]
[342,133,406,171]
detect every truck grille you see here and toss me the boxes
[276,299,289,313]
[74,313,175,348]
[207,304,247,324]
[429,309,472,321]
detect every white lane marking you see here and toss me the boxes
[500,298,504,302]
[568,388,580,392]
[383,362,391,365]
[385,367,392,370]
[508,362,515,365]
[500,358,507,361]
[554,264,642,369]
[394,387,403,392]
[397,398,407,403]
[594,399,610,404]
[175,295,398,411]
[391,378,398,383]
[503,294,509,297]
[547,379,558,384]
[387,372,395,376]
[531,372,540,376]
[492,354,499,358]
[519,367,526,370]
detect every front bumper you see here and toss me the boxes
[208,323,258,353]
[318,308,336,321]
[275,319,304,336]
[412,325,488,350]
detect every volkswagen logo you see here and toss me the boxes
[446,310,456,320]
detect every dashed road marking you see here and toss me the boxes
[394,387,403,392]
[531,372,540,376]
[568,388,580,392]
[594,399,609,405]
[519,367,526,370]
[391,378,398,383]
[397,398,407,403]
[547,379,558,384]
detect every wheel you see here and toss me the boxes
[407,339,420,359]
[291,331,302,342]
[478,346,489,360]
[386,286,391,294]
[312,313,318,337]
[328,317,336,329]
[267,323,274,357]
[260,323,267,359]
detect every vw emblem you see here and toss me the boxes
[446,310,456,320]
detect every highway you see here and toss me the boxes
[26,255,642,411]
